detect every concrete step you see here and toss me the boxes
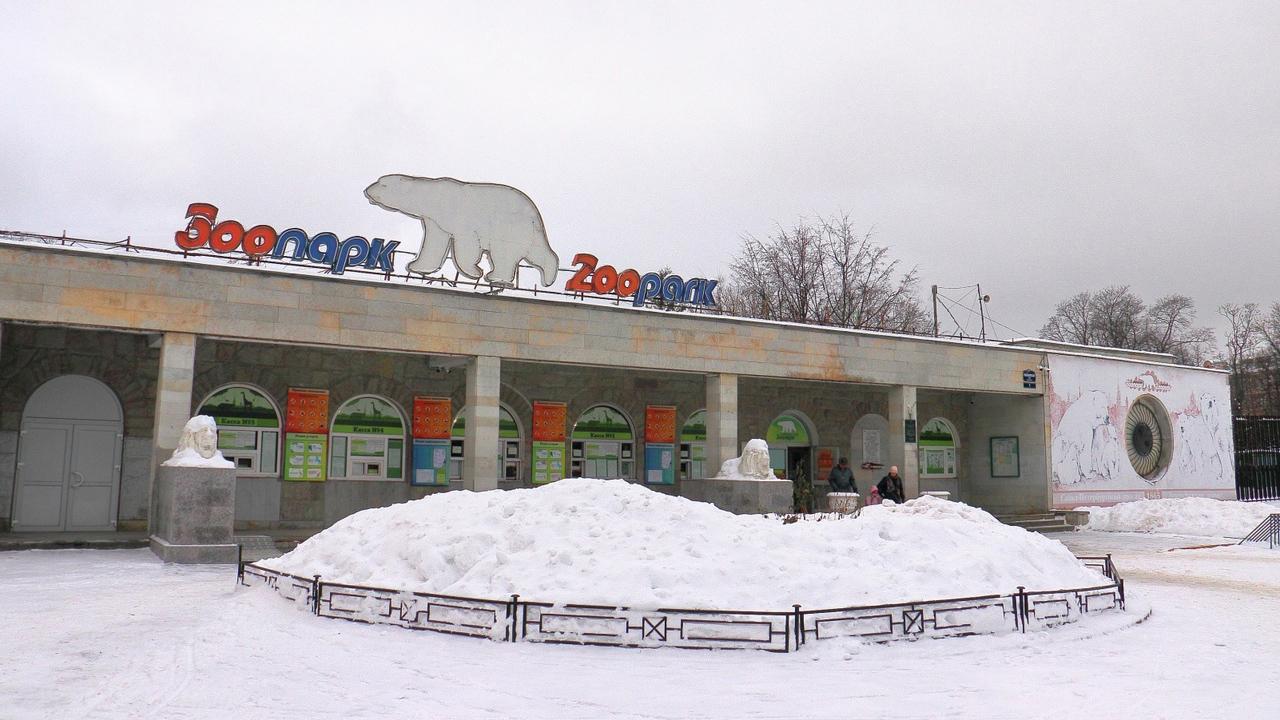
[995,515,1075,534]
[234,534,283,562]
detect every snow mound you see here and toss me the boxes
[1080,498,1275,538]
[261,479,1107,609]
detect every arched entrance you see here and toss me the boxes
[570,404,636,479]
[766,412,815,484]
[12,375,123,531]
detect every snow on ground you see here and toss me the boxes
[261,479,1104,608]
[1080,497,1276,538]
[2,529,1278,719]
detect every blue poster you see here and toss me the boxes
[411,438,451,486]
[644,443,675,485]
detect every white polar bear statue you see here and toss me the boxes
[364,174,560,287]
[716,438,776,480]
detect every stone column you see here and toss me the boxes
[887,385,920,499]
[148,332,197,532]
[705,373,738,476]
[463,355,501,492]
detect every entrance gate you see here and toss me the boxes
[11,375,123,531]
[1235,416,1280,501]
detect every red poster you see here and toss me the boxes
[645,406,677,443]
[532,401,567,442]
[412,397,452,440]
[816,447,837,484]
[285,388,329,434]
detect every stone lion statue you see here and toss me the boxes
[162,415,235,468]
[715,438,776,480]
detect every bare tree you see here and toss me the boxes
[1040,286,1216,365]
[719,214,928,333]
[1218,303,1262,413]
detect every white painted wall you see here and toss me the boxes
[1047,354,1234,508]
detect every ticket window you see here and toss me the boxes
[679,442,706,479]
[448,439,521,482]
[570,440,635,479]
[197,384,282,476]
[329,395,406,481]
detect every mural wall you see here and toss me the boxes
[1048,354,1234,508]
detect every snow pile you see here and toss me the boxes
[1080,498,1275,538]
[262,479,1106,609]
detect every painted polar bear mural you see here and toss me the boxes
[1052,390,1121,485]
[364,174,559,287]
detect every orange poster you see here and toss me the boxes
[285,388,329,434]
[412,397,452,439]
[531,401,567,442]
[645,406,677,443]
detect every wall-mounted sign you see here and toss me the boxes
[644,405,677,485]
[532,401,567,485]
[283,388,329,482]
[1023,369,1037,389]
[564,253,718,308]
[904,419,917,444]
[411,397,451,487]
[175,204,398,274]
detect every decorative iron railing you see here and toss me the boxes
[1240,514,1280,549]
[1234,416,1280,502]
[236,553,1127,652]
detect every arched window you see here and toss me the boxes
[449,406,524,483]
[197,384,281,475]
[918,417,959,479]
[766,412,814,481]
[680,409,707,479]
[570,404,635,479]
[329,395,406,481]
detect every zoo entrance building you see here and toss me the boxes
[0,235,1235,538]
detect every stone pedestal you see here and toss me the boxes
[679,478,794,515]
[149,465,238,564]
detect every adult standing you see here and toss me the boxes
[827,457,857,493]
[877,465,905,503]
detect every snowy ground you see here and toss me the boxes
[2,532,1278,719]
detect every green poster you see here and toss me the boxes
[532,440,565,485]
[284,432,327,482]
[198,386,279,428]
[333,397,404,435]
[680,410,707,443]
[571,406,633,440]
[766,414,809,445]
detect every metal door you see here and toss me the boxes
[12,375,123,532]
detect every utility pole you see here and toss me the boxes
[977,284,989,342]
[931,285,939,337]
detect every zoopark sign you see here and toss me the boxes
[173,175,717,310]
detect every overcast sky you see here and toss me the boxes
[2,2,1277,342]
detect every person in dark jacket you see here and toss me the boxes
[877,466,905,503]
[827,457,856,493]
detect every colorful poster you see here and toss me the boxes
[284,389,328,482]
[532,402,566,484]
[816,447,837,485]
[644,443,675,485]
[532,440,565,485]
[411,439,451,486]
[283,432,327,482]
[532,402,567,442]
[285,388,329,434]
[645,406,677,443]
[412,397,452,439]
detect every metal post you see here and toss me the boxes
[931,285,939,337]
[977,284,987,342]
[1017,586,1027,632]
[236,544,244,585]
[312,575,322,616]
[793,604,803,649]
[509,594,520,642]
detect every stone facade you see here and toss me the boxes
[0,323,158,531]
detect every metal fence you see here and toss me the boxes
[237,555,1126,652]
[1234,417,1280,501]
[1240,514,1280,549]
